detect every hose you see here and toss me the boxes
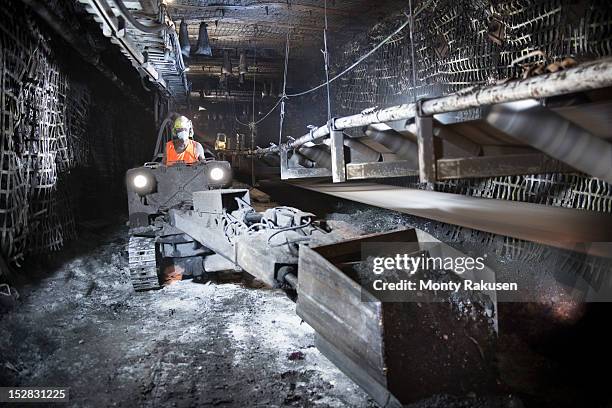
[152,112,182,161]
[267,219,313,244]
[112,0,168,34]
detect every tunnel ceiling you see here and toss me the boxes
[77,0,393,107]
[170,0,390,103]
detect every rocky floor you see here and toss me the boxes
[0,191,553,408]
[0,223,374,407]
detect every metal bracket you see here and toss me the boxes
[328,118,346,183]
[280,146,331,180]
[416,99,436,189]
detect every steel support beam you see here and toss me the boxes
[416,106,435,187]
[169,2,356,17]
[330,128,346,183]
[436,153,573,180]
[346,161,418,180]
[275,58,612,153]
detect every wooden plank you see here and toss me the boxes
[296,246,385,384]
[346,160,418,180]
[315,334,402,408]
[313,229,418,263]
[437,153,574,180]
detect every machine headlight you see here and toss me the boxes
[209,167,225,181]
[126,167,156,196]
[133,174,148,188]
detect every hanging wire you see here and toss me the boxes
[278,32,290,145]
[285,17,411,98]
[323,0,332,121]
[235,115,250,127]
[408,0,418,104]
[236,96,284,128]
[252,38,257,125]
[250,30,257,185]
[234,26,286,130]
[234,9,419,128]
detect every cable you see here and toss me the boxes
[233,12,416,128]
[285,17,411,98]
[112,0,168,33]
[235,116,251,127]
[254,97,284,125]
[278,32,290,145]
[267,219,313,244]
[323,0,332,121]
[250,33,259,185]
[235,95,285,128]
[235,18,409,127]
[270,237,311,248]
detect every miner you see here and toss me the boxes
[163,115,207,165]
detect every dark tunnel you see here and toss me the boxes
[1,1,612,407]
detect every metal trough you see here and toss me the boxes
[296,229,497,407]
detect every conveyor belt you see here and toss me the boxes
[295,181,612,257]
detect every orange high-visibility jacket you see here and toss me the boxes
[165,140,198,165]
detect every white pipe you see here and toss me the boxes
[280,58,612,151]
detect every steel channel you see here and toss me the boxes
[253,58,612,155]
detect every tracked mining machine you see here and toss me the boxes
[124,159,607,407]
[125,159,338,291]
[124,159,503,407]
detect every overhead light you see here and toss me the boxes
[179,19,190,57]
[239,52,247,75]
[261,82,268,98]
[239,51,247,83]
[193,22,212,56]
[222,50,232,75]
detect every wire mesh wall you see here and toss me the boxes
[0,1,91,267]
[326,0,612,266]
[328,0,612,210]
[334,0,612,119]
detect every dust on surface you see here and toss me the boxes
[0,224,373,408]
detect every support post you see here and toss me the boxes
[416,101,436,188]
[329,119,346,183]
[250,127,256,186]
[280,145,289,176]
